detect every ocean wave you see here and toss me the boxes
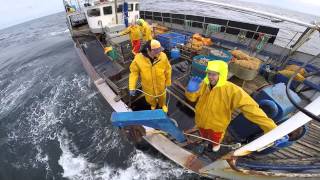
[3,74,90,172]
[49,29,70,36]
[11,74,89,143]
[58,130,189,180]
[0,77,35,116]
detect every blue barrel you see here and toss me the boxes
[229,83,303,143]
[170,48,180,60]
[259,99,279,119]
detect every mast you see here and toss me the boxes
[114,0,119,24]
[76,0,82,12]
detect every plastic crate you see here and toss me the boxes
[156,32,187,50]
[208,49,232,62]
[191,55,216,78]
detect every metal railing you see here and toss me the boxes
[141,10,320,67]
[141,10,279,44]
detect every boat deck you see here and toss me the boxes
[73,30,320,173]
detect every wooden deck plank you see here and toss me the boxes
[305,129,320,139]
[274,150,297,159]
[277,148,301,159]
[285,144,314,157]
[280,146,310,158]
[300,142,320,153]
[263,153,279,159]
[308,125,320,135]
[303,134,320,145]
[290,143,319,156]
[307,124,320,132]
[270,151,289,159]
[301,136,320,148]
[296,141,320,154]
[310,120,320,127]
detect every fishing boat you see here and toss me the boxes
[64,0,320,179]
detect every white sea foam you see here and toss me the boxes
[0,78,34,115]
[5,74,89,168]
[58,130,189,180]
[49,29,70,36]
[3,69,188,179]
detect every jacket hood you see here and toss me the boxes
[203,60,228,87]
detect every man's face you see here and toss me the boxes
[148,48,161,58]
[207,71,219,87]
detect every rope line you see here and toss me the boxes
[135,88,167,97]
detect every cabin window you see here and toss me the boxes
[128,4,133,11]
[87,8,100,17]
[103,6,113,15]
[117,4,123,13]
[135,3,139,11]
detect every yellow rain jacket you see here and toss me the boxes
[129,52,172,107]
[186,61,277,140]
[139,21,153,41]
[120,25,141,41]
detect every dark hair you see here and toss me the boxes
[140,40,151,56]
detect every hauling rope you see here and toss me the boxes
[183,132,242,149]
[148,129,242,150]
[134,88,171,110]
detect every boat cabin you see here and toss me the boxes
[84,0,140,33]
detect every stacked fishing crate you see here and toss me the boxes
[156,32,189,61]
[157,32,187,51]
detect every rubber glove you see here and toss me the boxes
[186,76,202,92]
[273,135,289,148]
[129,90,136,96]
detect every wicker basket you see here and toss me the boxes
[229,63,258,81]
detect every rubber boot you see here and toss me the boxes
[212,144,221,152]
[162,105,168,113]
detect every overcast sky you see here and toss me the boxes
[244,0,320,16]
[1,0,320,30]
[0,0,64,29]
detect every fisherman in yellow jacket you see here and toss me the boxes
[185,61,277,151]
[129,40,172,113]
[120,23,141,54]
[136,19,153,41]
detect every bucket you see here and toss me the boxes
[108,49,118,61]
[170,48,180,60]
[229,63,258,81]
